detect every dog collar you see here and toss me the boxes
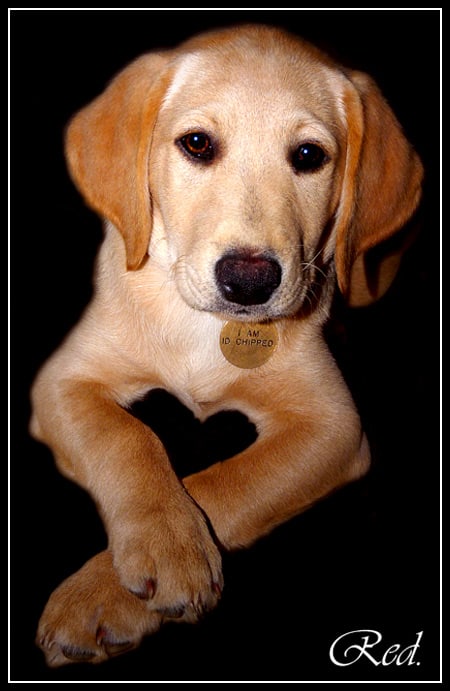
[220,320,278,369]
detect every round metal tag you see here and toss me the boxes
[219,321,278,369]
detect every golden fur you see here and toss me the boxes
[30,25,423,666]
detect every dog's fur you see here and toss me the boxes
[30,25,423,666]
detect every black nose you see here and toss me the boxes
[215,251,282,306]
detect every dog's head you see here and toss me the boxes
[66,25,423,316]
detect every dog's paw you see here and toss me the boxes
[37,551,162,667]
[110,495,223,621]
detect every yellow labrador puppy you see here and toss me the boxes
[31,24,423,666]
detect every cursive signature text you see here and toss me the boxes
[329,629,423,667]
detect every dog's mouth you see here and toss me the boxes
[215,299,296,322]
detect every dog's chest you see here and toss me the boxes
[147,310,238,413]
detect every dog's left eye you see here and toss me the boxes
[178,132,214,161]
[292,143,328,172]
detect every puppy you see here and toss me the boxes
[30,24,423,666]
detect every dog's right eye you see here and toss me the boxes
[178,132,214,161]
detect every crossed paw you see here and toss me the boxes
[37,506,223,666]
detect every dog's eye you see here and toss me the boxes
[292,143,327,172]
[178,132,214,161]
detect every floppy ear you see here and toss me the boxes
[334,71,423,307]
[65,53,172,270]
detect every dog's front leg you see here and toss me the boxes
[31,377,223,618]
[183,399,371,550]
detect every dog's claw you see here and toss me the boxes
[160,604,185,619]
[212,581,222,597]
[103,640,136,658]
[60,644,98,663]
[95,625,136,657]
[95,626,107,646]
[131,577,157,600]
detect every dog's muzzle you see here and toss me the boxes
[215,251,282,306]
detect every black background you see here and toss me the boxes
[10,8,441,682]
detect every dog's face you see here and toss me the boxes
[66,25,423,313]
[149,40,346,320]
